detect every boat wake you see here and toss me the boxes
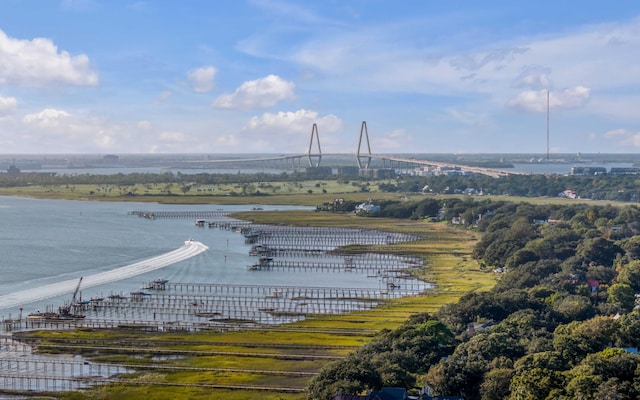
[0,241,208,310]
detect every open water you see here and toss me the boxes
[0,196,391,321]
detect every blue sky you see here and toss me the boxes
[1,0,640,154]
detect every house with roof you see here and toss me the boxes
[355,201,381,215]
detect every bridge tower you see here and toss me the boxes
[306,123,322,167]
[356,121,372,169]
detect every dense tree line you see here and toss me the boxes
[3,171,640,202]
[306,199,640,399]
[380,174,640,202]
[0,171,311,187]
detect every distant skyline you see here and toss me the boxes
[1,1,640,154]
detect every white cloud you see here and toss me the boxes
[0,95,17,116]
[507,86,590,113]
[242,109,342,152]
[245,109,340,132]
[213,74,295,110]
[23,108,72,128]
[12,107,220,153]
[19,108,134,152]
[241,12,640,131]
[603,128,640,148]
[187,66,217,93]
[0,29,98,87]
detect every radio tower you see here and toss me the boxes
[546,89,550,162]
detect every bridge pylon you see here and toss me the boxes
[356,121,372,169]
[306,123,322,167]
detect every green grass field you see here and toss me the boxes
[0,180,625,208]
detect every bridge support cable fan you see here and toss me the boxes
[356,121,372,169]
[306,123,322,167]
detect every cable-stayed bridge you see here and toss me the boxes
[194,122,527,178]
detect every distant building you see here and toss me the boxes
[559,189,578,199]
[609,167,640,175]
[355,201,381,215]
[103,154,119,165]
[570,166,606,175]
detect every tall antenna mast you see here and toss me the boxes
[546,89,550,162]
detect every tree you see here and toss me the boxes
[575,237,621,268]
[619,236,640,260]
[480,367,513,400]
[552,294,595,321]
[411,198,440,219]
[508,367,564,400]
[565,348,640,400]
[424,331,525,400]
[617,309,640,347]
[617,260,640,291]
[306,355,382,400]
[553,317,620,364]
[607,283,636,312]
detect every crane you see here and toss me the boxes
[58,277,84,318]
[71,276,83,305]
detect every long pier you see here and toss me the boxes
[154,282,426,298]
[128,210,231,219]
[254,259,415,275]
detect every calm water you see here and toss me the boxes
[0,197,391,320]
[20,162,636,176]
[28,167,300,175]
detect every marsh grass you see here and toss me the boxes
[0,181,409,206]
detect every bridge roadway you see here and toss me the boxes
[192,153,527,177]
[368,154,529,177]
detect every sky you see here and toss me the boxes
[1,0,640,154]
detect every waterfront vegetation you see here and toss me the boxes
[3,169,640,202]
[0,180,402,205]
[306,199,640,399]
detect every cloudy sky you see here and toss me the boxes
[1,0,640,154]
